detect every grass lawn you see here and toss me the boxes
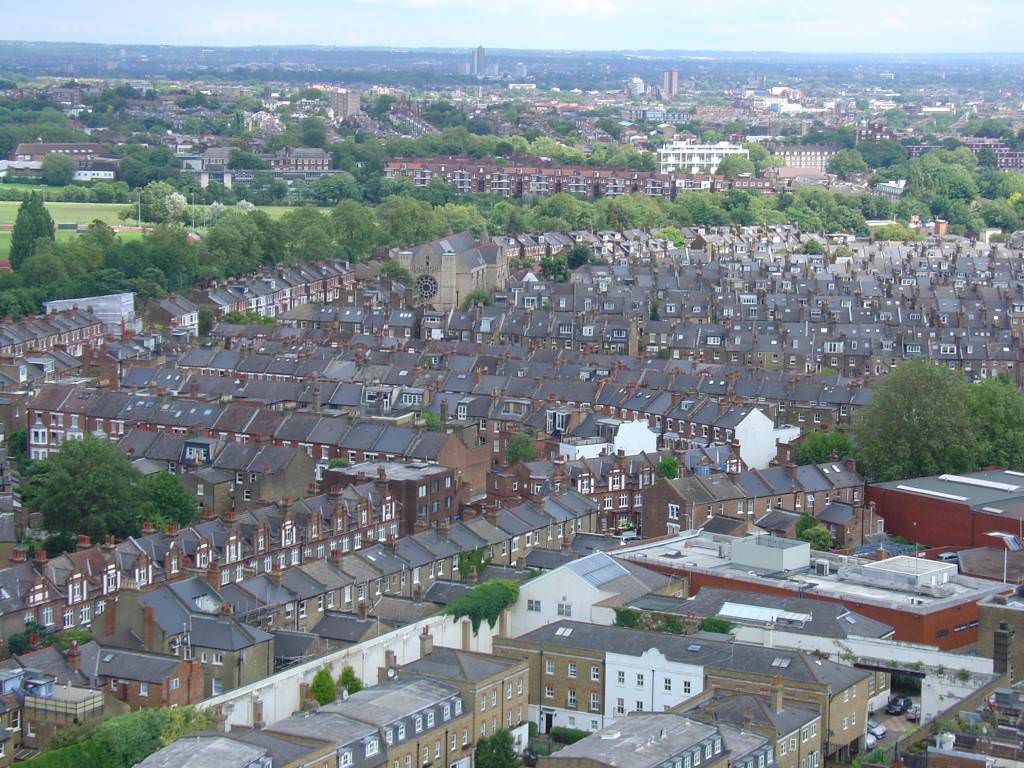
[0,201,128,226]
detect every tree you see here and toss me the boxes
[331,199,379,261]
[474,729,519,768]
[827,149,869,179]
[505,434,536,465]
[197,308,214,337]
[460,289,493,311]
[380,260,413,284]
[795,513,817,539]
[795,429,852,465]
[300,117,328,148]
[966,378,1024,470]
[699,617,735,634]
[976,147,999,170]
[539,255,568,282]
[566,243,592,269]
[716,155,756,178]
[227,150,269,170]
[853,359,976,482]
[338,666,363,694]
[310,668,337,705]
[10,192,55,270]
[136,181,182,224]
[656,456,679,480]
[421,406,443,432]
[41,153,77,186]
[25,436,144,541]
[799,525,833,551]
[139,473,198,529]
[799,238,826,255]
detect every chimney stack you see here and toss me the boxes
[143,605,155,649]
[419,626,434,657]
[771,673,784,713]
[76,534,92,551]
[995,621,1015,677]
[357,600,368,620]
[66,640,81,671]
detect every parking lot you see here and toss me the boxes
[868,698,920,746]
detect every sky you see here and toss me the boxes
[11,0,1024,54]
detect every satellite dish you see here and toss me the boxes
[387,667,396,679]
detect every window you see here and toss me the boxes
[616,698,625,715]
[557,602,572,617]
[590,692,600,712]
[212,653,224,666]
[568,663,577,679]
[591,666,600,682]
[664,677,672,692]
[544,686,554,699]
[545,660,555,676]
[617,671,625,685]
[366,737,379,757]
[169,677,180,691]
[636,673,644,687]
[211,678,222,696]
[567,690,577,708]
[139,682,149,697]
[527,599,541,612]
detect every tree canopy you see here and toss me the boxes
[310,668,337,705]
[505,434,536,465]
[10,192,55,270]
[474,730,519,768]
[41,153,77,186]
[25,437,195,540]
[795,429,852,465]
[852,359,977,482]
[656,456,679,480]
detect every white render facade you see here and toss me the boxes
[604,647,705,723]
[658,141,749,174]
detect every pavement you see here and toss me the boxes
[869,699,920,745]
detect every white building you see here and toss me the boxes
[507,552,678,638]
[604,645,705,724]
[44,292,139,338]
[558,418,658,461]
[658,141,749,174]
[730,407,776,470]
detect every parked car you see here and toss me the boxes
[936,552,959,564]
[885,697,912,715]
[868,720,887,739]
[865,733,878,749]
[617,532,641,545]
[906,705,921,722]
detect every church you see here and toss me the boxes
[391,231,510,311]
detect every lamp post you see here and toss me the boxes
[986,531,1017,584]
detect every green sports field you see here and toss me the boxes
[0,201,128,226]
[0,200,297,258]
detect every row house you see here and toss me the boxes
[490,450,662,532]
[640,458,865,539]
[383,157,676,200]
[0,310,104,358]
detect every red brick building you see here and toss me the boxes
[868,470,1024,549]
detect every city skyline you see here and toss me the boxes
[13,0,1024,54]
